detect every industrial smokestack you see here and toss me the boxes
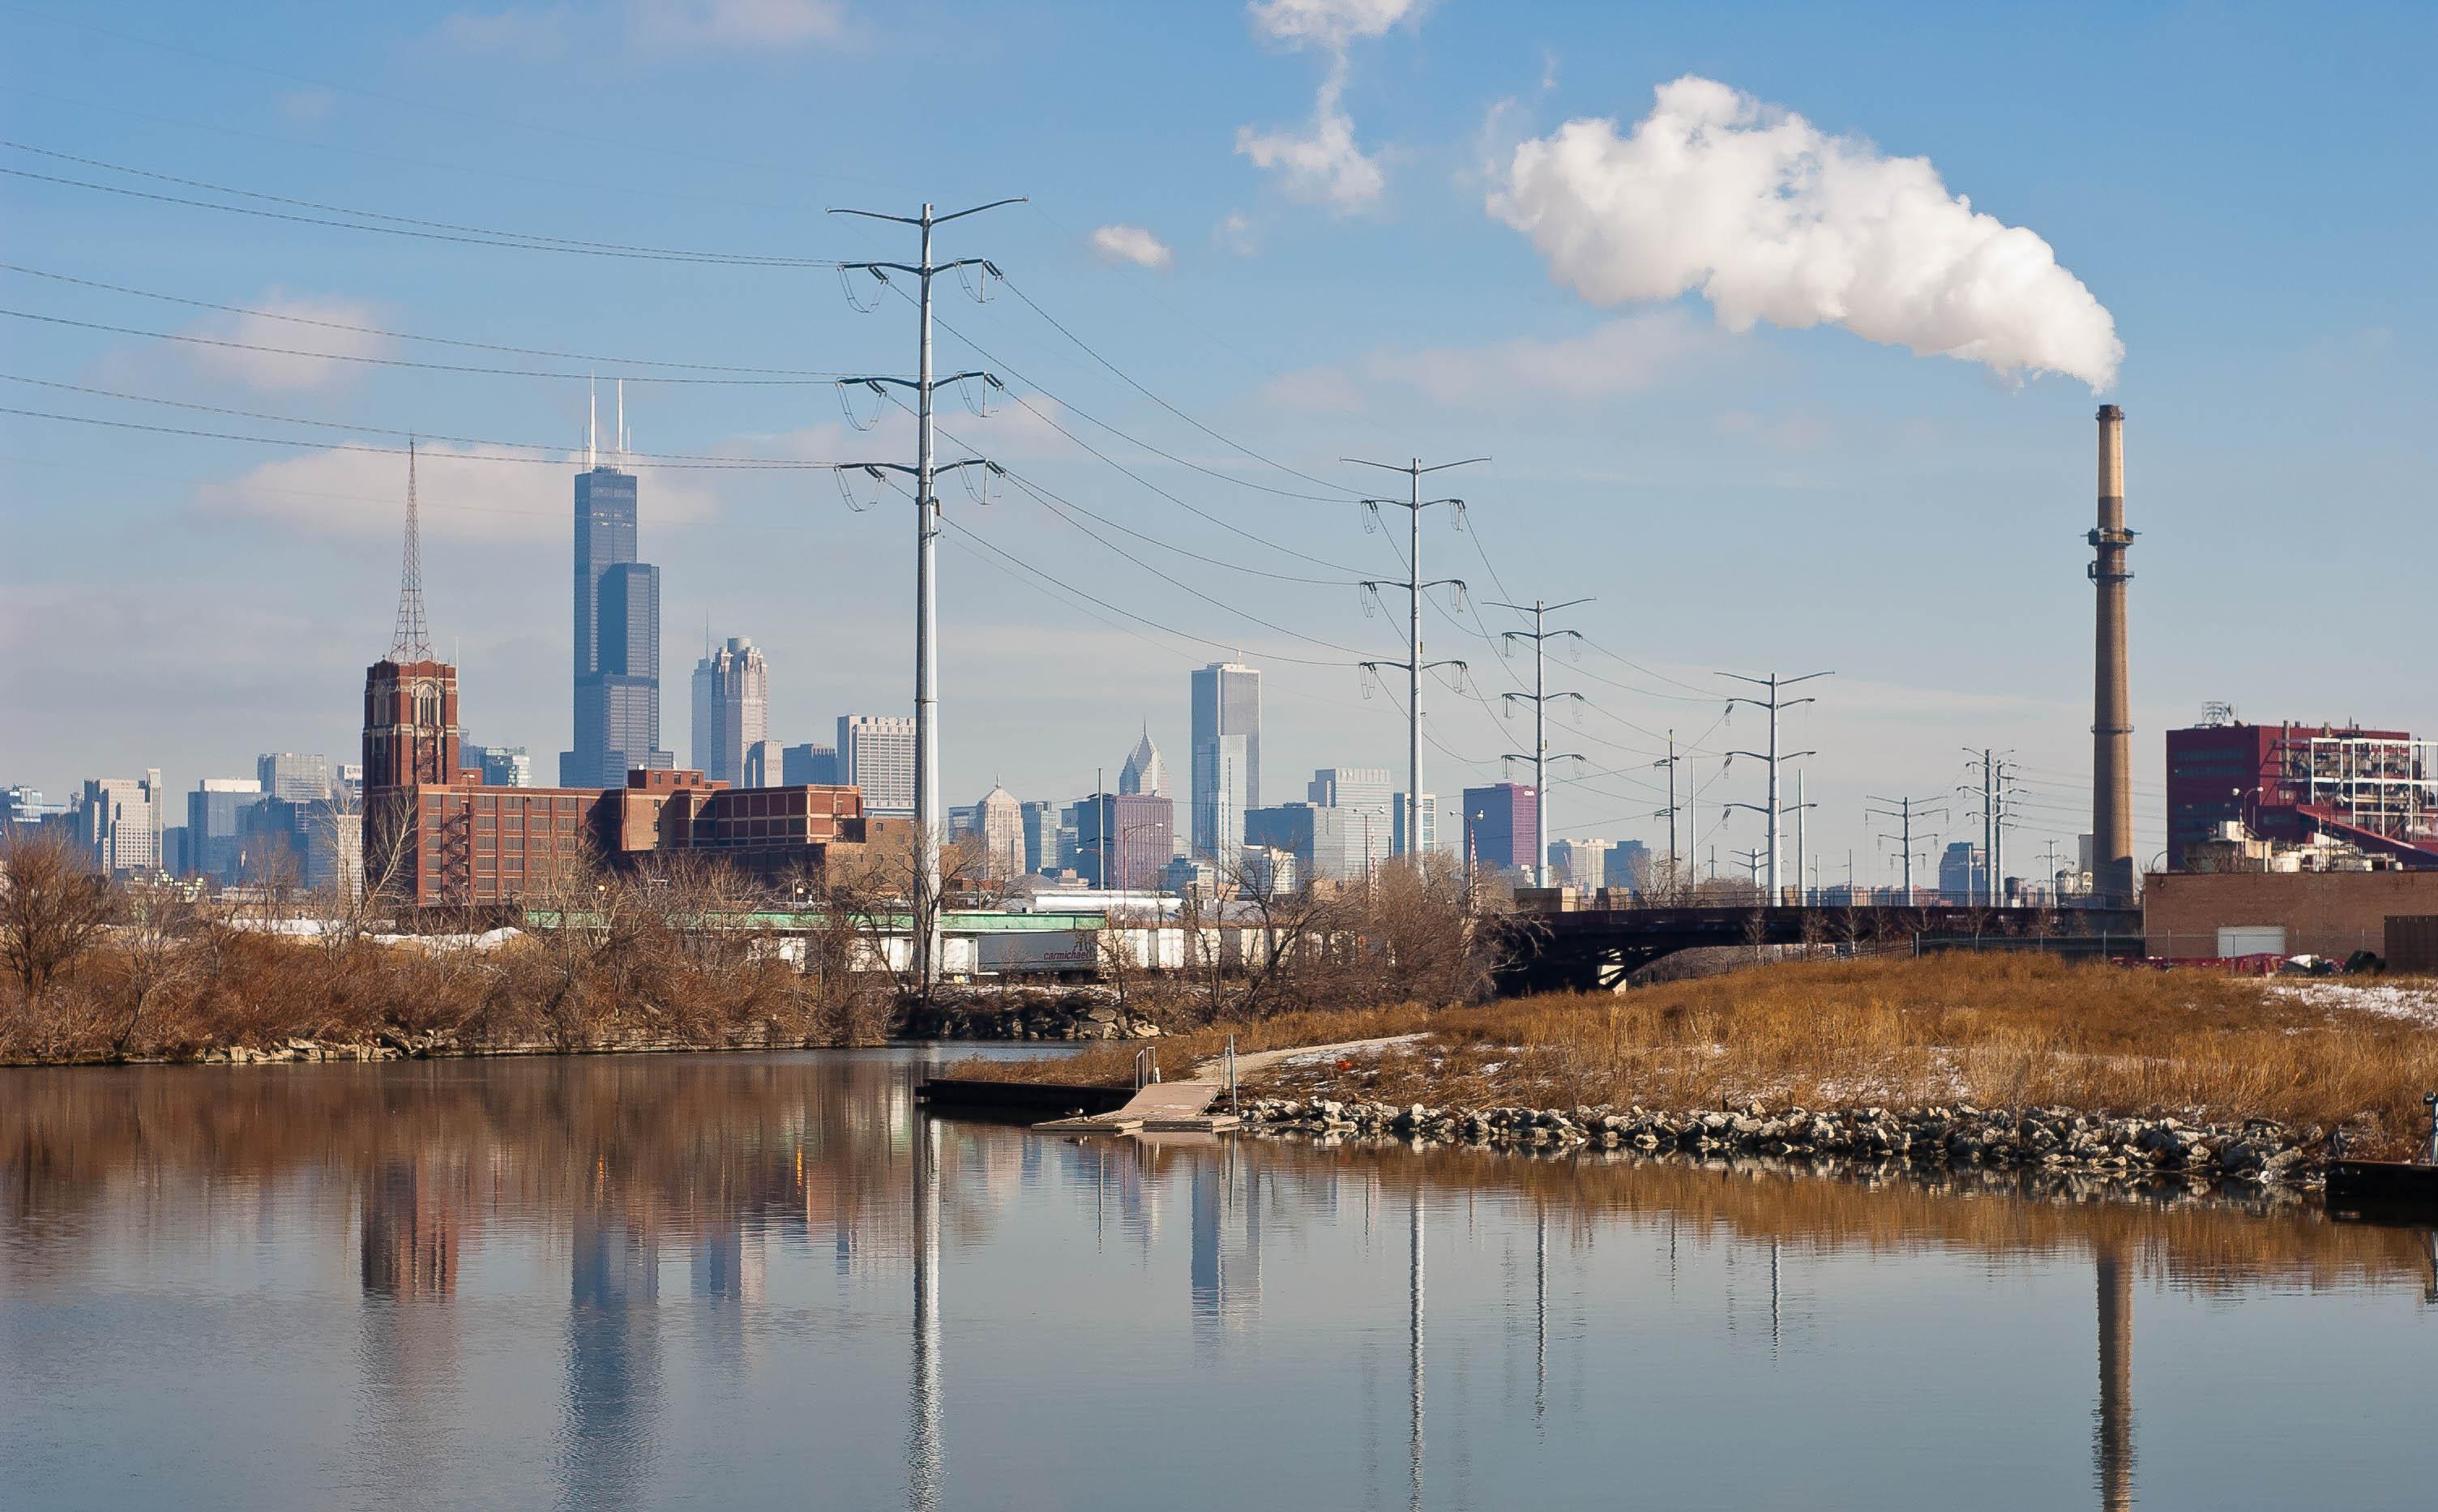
[2089,404,2135,903]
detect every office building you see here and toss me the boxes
[1939,841,1988,903]
[1461,784,1538,876]
[837,715,916,816]
[975,784,1023,880]
[690,635,768,790]
[1075,792,1175,890]
[187,778,267,882]
[1605,839,1652,893]
[781,743,840,787]
[1020,800,1058,875]
[3,785,66,825]
[741,740,780,788]
[1547,836,1606,892]
[257,752,333,802]
[465,743,534,788]
[561,438,672,788]
[1120,726,1170,797]
[80,771,163,874]
[1392,792,1439,857]
[1245,801,1384,882]
[1190,662,1261,857]
[1309,766,1392,815]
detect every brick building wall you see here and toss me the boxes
[2143,870,2438,959]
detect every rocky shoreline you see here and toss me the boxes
[1240,1096,2327,1188]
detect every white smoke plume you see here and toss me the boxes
[1488,77,2123,391]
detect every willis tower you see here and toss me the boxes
[561,382,672,788]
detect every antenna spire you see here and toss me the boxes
[588,378,597,470]
[390,438,433,662]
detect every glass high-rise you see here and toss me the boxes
[1190,662,1260,857]
[562,463,671,787]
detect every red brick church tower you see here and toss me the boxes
[363,443,460,792]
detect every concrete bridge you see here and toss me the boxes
[1496,904,2145,994]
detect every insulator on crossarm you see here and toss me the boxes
[1450,500,1468,532]
[1359,585,1375,619]
[1363,502,1379,534]
[833,468,870,514]
[840,267,883,314]
[1445,581,1466,613]
[956,262,995,304]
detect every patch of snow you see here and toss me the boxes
[2265,979,2438,1029]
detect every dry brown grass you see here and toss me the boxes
[1191,955,2438,1151]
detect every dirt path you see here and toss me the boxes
[1193,1033,1430,1081]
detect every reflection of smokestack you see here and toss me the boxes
[2089,405,2135,904]
[2094,1249,2135,1512]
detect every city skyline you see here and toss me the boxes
[4,3,2432,885]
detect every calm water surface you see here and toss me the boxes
[4,1049,2433,1510]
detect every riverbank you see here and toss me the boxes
[956,953,2438,1159]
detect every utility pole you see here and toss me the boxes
[1350,455,1485,863]
[1722,671,1830,903]
[831,196,1023,989]
[1790,769,1813,907]
[1732,847,1766,894]
[1957,749,2021,908]
[1867,795,1948,903]
[1651,730,1684,883]
[1493,596,1591,886]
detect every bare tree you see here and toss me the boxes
[108,879,201,1058]
[1,826,116,1028]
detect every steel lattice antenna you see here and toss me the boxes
[390,438,433,661]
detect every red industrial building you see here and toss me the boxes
[364,652,866,908]
[2165,717,2438,871]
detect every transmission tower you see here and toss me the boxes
[829,197,1023,989]
[1650,729,1687,880]
[1721,670,1830,903]
[1957,750,2025,908]
[1350,455,1483,861]
[1491,597,1590,886]
[1867,794,1948,902]
[390,438,431,663]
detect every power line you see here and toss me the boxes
[0,402,815,468]
[0,307,837,385]
[0,374,829,464]
[0,263,845,375]
[0,142,838,265]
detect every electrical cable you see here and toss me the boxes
[0,402,821,468]
[0,307,836,385]
[0,142,838,265]
[0,263,845,375]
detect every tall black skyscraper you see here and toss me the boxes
[561,387,672,788]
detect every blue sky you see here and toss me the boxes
[3,0,2432,885]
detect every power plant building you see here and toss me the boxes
[2166,717,2438,871]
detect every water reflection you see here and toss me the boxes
[2,1054,2434,1511]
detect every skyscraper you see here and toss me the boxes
[187,778,266,881]
[257,752,333,802]
[1461,783,1538,876]
[1392,792,1439,857]
[974,784,1023,880]
[838,715,916,817]
[781,743,840,787]
[80,771,162,874]
[690,635,768,790]
[1190,662,1260,857]
[561,395,671,788]
[1020,799,1057,875]
[1119,726,1170,797]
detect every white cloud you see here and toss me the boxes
[1259,310,1718,412]
[438,0,843,58]
[1235,66,1384,213]
[1372,310,1717,404]
[180,293,394,391]
[630,0,845,49]
[1247,0,1421,50]
[1489,76,2124,391]
[1236,0,1418,213]
[1088,224,1174,271]
[191,443,717,545]
[1214,211,1262,258]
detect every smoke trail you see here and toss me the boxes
[1488,76,2123,391]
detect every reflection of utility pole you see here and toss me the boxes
[1533,1204,1549,1424]
[1409,1188,1426,1512]
[2094,1246,2134,1512]
[909,1110,943,1510]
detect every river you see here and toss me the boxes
[2,1049,2432,1510]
